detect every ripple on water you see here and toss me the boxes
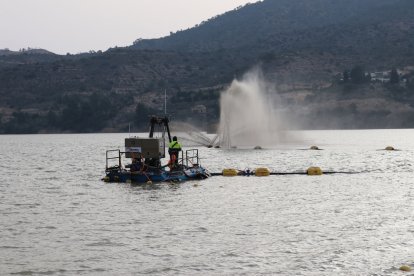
[1,131,414,275]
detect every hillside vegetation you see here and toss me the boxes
[1,0,414,133]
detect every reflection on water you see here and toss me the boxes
[1,130,414,275]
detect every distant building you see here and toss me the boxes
[370,71,391,83]
[191,104,207,114]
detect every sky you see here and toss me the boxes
[0,0,256,55]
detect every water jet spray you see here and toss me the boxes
[216,69,292,148]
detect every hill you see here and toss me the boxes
[1,0,414,133]
[133,0,404,51]
[133,0,414,80]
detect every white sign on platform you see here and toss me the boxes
[125,147,142,153]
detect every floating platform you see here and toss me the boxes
[104,163,210,184]
[103,116,210,184]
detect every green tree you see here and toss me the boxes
[343,70,350,82]
[134,103,157,129]
[350,65,366,84]
[390,68,399,84]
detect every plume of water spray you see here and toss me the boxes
[168,69,299,148]
[217,69,287,148]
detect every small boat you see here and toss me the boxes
[103,116,210,183]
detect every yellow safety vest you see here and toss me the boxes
[168,141,182,150]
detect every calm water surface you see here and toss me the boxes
[1,129,414,275]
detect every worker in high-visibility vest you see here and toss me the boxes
[168,136,182,167]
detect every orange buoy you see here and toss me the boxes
[307,167,323,175]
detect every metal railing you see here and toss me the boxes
[185,149,199,167]
[106,149,122,169]
[107,148,200,170]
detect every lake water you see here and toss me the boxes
[1,129,414,275]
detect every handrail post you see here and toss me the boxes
[106,150,108,169]
[118,149,121,168]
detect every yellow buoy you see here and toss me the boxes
[310,145,319,150]
[307,167,323,175]
[255,167,270,176]
[399,265,411,272]
[114,176,119,182]
[222,169,238,176]
[146,180,153,184]
[385,146,395,151]
[102,176,110,182]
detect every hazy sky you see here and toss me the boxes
[0,0,256,54]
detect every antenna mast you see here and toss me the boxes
[164,89,167,115]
